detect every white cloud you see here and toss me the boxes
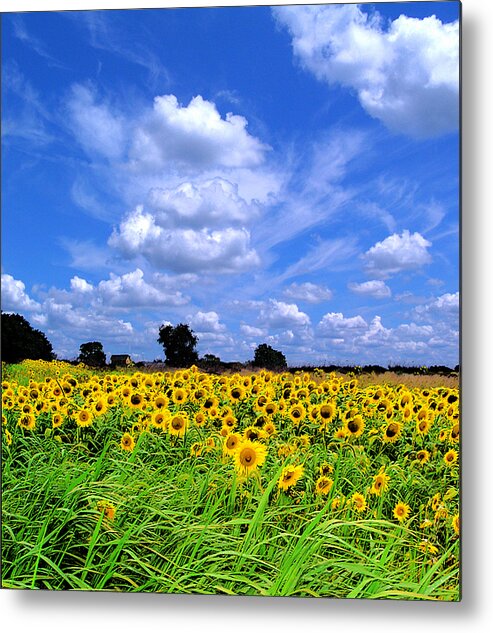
[146,178,258,228]
[31,299,134,342]
[274,4,459,138]
[129,94,269,171]
[97,269,189,307]
[109,204,260,274]
[240,324,268,338]
[283,282,333,304]
[70,276,94,294]
[188,311,226,334]
[414,291,459,319]
[317,312,368,337]
[259,300,310,329]
[1,274,40,312]
[66,84,125,159]
[348,279,391,298]
[363,230,432,278]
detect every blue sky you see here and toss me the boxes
[1,2,460,366]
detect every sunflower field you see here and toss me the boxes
[1,360,460,599]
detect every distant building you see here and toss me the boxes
[110,354,132,367]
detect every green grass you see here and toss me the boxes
[2,428,459,598]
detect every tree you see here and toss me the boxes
[157,323,199,367]
[78,341,106,367]
[1,312,55,364]
[253,343,287,370]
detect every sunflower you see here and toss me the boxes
[229,385,245,402]
[416,416,432,436]
[278,464,304,492]
[319,462,334,476]
[128,392,145,409]
[120,432,135,452]
[345,414,365,438]
[288,403,306,425]
[320,402,336,422]
[264,401,278,416]
[449,423,459,444]
[452,513,460,536]
[393,502,411,523]
[172,387,188,405]
[234,440,267,475]
[223,432,242,456]
[4,428,12,446]
[333,427,347,440]
[416,449,430,464]
[418,540,439,556]
[351,492,367,513]
[222,414,237,432]
[190,442,203,457]
[76,409,93,428]
[370,470,390,496]
[96,500,116,521]
[331,496,342,510]
[169,413,188,437]
[443,449,459,467]
[243,425,266,442]
[438,428,449,442]
[382,421,402,443]
[154,395,168,409]
[315,475,334,496]
[263,421,277,437]
[18,414,36,431]
[151,411,168,430]
[93,398,108,416]
[431,493,442,511]
[402,406,413,423]
[52,413,64,428]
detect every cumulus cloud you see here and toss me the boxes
[317,312,368,337]
[97,269,189,307]
[129,94,269,171]
[283,282,333,304]
[31,298,133,340]
[348,279,391,298]
[108,204,260,274]
[259,300,311,329]
[363,230,432,278]
[240,324,268,338]
[1,274,40,312]
[146,178,258,228]
[274,4,459,137]
[414,291,459,320]
[188,311,226,333]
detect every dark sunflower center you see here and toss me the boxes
[386,424,398,437]
[348,420,359,433]
[240,448,255,466]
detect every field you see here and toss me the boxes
[1,360,460,599]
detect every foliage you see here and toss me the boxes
[253,343,287,370]
[1,312,55,364]
[2,362,459,598]
[78,341,106,368]
[157,323,199,368]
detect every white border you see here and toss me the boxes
[2,1,492,631]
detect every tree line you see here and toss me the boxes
[0,312,459,374]
[0,313,288,370]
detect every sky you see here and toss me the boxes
[1,1,460,366]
